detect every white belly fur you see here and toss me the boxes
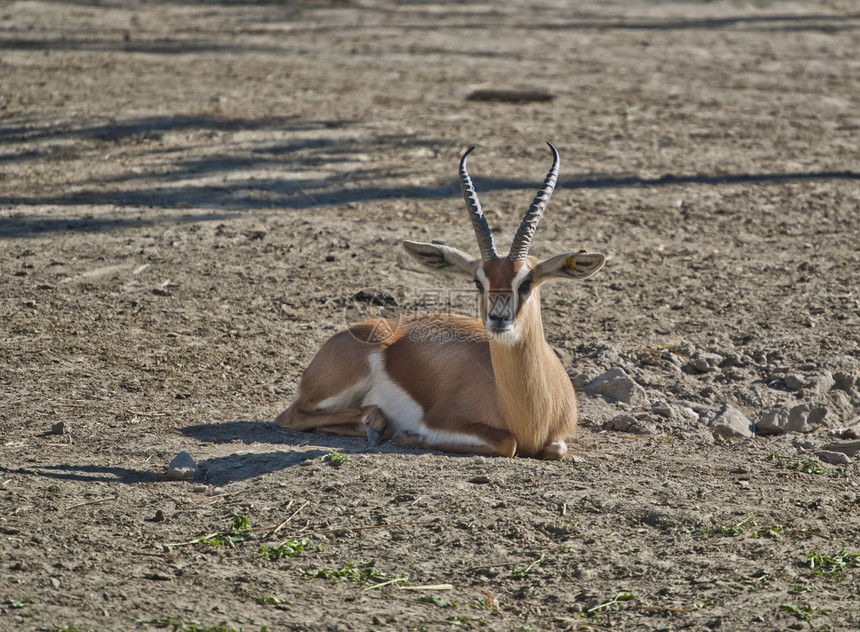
[362,352,424,432]
[362,352,490,449]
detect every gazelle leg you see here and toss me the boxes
[274,404,390,442]
[362,408,389,445]
[539,440,568,461]
[394,420,517,458]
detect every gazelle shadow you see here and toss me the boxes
[181,420,419,485]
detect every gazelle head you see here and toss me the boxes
[404,142,605,345]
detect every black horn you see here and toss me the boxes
[509,142,560,261]
[459,146,498,261]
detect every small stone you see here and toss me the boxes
[785,371,835,396]
[692,352,723,373]
[757,403,828,434]
[570,367,602,390]
[50,421,68,435]
[834,416,860,439]
[709,404,754,439]
[166,451,197,481]
[651,402,674,419]
[679,406,700,422]
[608,414,636,432]
[50,577,61,589]
[820,440,860,457]
[833,370,858,393]
[605,414,657,435]
[585,367,648,406]
[467,475,492,484]
[651,401,699,423]
[144,572,172,581]
[815,450,851,466]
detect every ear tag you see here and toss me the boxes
[563,256,577,270]
[578,248,588,253]
[432,239,448,245]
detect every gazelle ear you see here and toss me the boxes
[402,240,477,276]
[534,251,605,282]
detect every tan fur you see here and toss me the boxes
[276,282,578,459]
[487,285,577,456]
[275,146,603,459]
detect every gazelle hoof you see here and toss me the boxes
[366,426,383,445]
[361,407,387,445]
[540,441,568,461]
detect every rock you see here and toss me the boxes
[756,403,828,434]
[50,421,68,435]
[596,348,621,368]
[833,369,859,393]
[820,440,860,457]
[692,351,723,373]
[651,401,699,422]
[784,371,835,396]
[720,352,748,368]
[467,475,492,484]
[783,374,804,390]
[708,404,754,439]
[585,368,648,406]
[815,450,851,466]
[833,416,860,439]
[605,414,657,435]
[651,402,674,419]
[166,451,197,481]
[570,367,602,390]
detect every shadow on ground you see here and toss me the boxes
[0,463,160,484]
[182,420,416,485]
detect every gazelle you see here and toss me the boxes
[275,143,605,459]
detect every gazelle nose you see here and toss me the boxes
[487,312,512,330]
[489,307,508,321]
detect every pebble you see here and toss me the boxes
[820,440,860,457]
[166,451,197,481]
[467,475,492,484]
[784,371,835,396]
[692,351,723,373]
[833,370,858,393]
[585,367,648,406]
[834,416,860,439]
[605,414,657,435]
[708,404,754,439]
[651,401,699,422]
[50,421,68,435]
[756,403,828,434]
[815,450,851,466]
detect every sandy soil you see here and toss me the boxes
[2,1,859,631]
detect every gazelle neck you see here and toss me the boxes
[488,288,569,455]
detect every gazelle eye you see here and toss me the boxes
[519,279,533,295]
[474,279,484,292]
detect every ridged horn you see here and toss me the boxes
[509,142,560,261]
[459,146,498,261]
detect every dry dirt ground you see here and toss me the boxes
[2,1,860,631]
